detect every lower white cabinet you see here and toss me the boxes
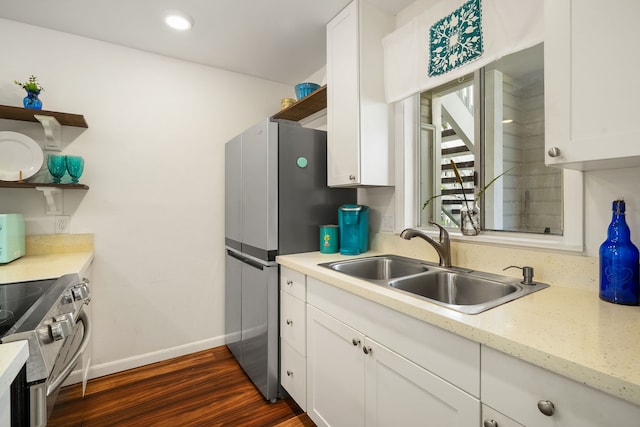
[482,345,640,426]
[307,299,480,427]
[280,267,307,410]
[482,404,524,427]
[279,264,640,427]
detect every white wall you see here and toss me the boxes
[0,19,294,377]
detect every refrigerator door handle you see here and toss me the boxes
[226,248,270,270]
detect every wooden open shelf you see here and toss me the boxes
[272,85,327,122]
[0,182,89,190]
[0,104,88,128]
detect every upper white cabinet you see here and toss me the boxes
[326,0,394,187]
[545,0,640,170]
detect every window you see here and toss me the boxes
[418,44,565,236]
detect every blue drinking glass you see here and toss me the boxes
[65,156,84,184]
[47,154,66,184]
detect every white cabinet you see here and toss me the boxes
[326,0,394,187]
[545,0,640,170]
[481,345,640,427]
[279,267,307,410]
[306,277,480,427]
[307,305,365,426]
[482,405,524,427]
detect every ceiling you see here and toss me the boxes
[0,0,414,85]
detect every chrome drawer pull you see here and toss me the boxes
[537,400,555,416]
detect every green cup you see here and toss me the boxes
[320,225,339,254]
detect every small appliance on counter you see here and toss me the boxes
[338,204,369,255]
[0,213,25,263]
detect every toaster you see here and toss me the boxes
[0,214,26,263]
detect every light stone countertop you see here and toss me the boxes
[0,233,94,284]
[0,251,94,284]
[277,251,640,407]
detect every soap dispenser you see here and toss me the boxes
[599,199,639,305]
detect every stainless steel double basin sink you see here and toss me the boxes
[319,255,549,314]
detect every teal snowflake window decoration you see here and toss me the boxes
[428,0,483,77]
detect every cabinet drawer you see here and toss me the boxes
[280,291,306,355]
[280,267,306,300]
[481,346,640,426]
[281,340,306,411]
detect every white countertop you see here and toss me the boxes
[277,251,640,407]
[0,251,94,284]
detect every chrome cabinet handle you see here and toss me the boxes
[537,400,555,416]
[352,338,361,346]
[363,346,372,355]
[286,370,293,376]
[286,319,292,325]
[349,174,356,181]
[286,280,293,286]
[547,147,561,157]
[483,420,499,427]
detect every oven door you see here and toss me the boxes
[29,309,91,427]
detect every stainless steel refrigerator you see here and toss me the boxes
[224,118,355,401]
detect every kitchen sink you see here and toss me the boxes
[319,255,549,314]
[322,255,430,280]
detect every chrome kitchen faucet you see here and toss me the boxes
[400,223,452,268]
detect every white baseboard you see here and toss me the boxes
[63,335,227,386]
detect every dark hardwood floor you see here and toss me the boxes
[48,346,315,427]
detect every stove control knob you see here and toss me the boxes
[71,283,90,301]
[61,291,74,305]
[50,313,75,341]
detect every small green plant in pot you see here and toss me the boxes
[14,75,44,110]
[423,160,512,235]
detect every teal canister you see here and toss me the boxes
[338,204,369,255]
[320,225,339,254]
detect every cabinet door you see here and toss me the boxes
[545,0,640,170]
[364,337,480,427]
[482,405,524,427]
[307,305,365,427]
[327,0,360,186]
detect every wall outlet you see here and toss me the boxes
[55,216,70,234]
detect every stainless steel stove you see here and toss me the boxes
[1,273,91,427]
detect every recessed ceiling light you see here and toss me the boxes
[164,11,194,31]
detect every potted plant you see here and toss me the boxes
[423,160,511,235]
[14,75,44,110]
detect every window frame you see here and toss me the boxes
[395,94,584,252]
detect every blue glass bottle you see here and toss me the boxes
[599,199,639,305]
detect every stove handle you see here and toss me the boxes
[46,310,92,397]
